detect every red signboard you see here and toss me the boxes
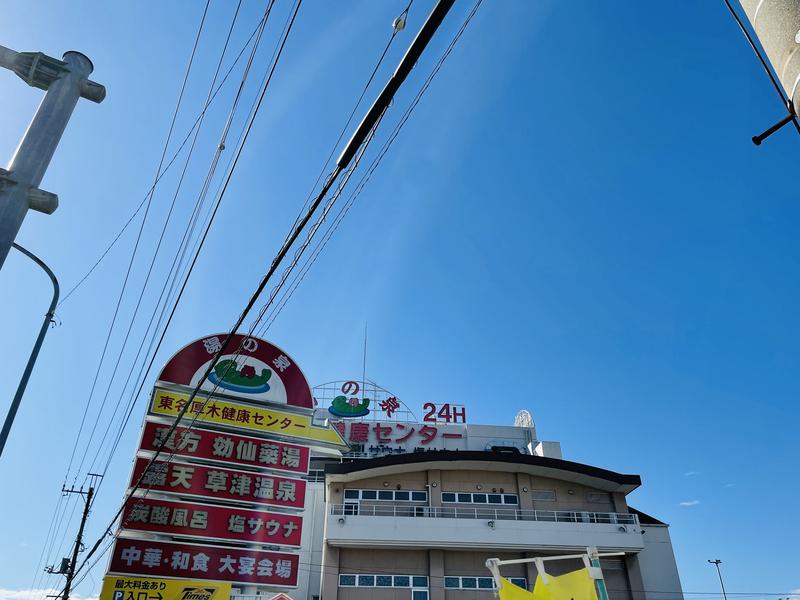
[109,537,299,587]
[122,497,302,547]
[157,334,314,408]
[130,457,306,509]
[138,420,310,474]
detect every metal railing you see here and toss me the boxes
[329,504,638,525]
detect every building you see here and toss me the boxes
[277,397,684,600]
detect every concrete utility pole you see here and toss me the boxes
[47,475,101,600]
[0,45,105,270]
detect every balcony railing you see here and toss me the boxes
[329,504,638,525]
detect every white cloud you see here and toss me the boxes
[0,590,98,600]
[684,471,699,476]
[724,483,735,488]
[679,500,700,507]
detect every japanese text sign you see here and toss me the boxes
[130,457,306,509]
[157,334,314,408]
[122,497,302,547]
[332,420,466,457]
[149,387,347,448]
[109,537,299,587]
[139,420,310,474]
[99,575,231,600]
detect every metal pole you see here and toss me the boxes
[0,45,105,270]
[708,559,729,600]
[0,242,59,457]
[63,485,94,600]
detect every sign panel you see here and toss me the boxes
[99,575,231,600]
[130,457,307,509]
[149,387,347,448]
[333,419,466,456]
[138,420,310,474]
[122,497,303,547]
[109,537,299,587]
[157,334,314,408]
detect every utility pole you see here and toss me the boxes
[0,45,105,270]
[0,242,59,458]
[707,559,729,600]
[47,474,101,600]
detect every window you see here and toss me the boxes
[532,489,556,501]
[445,576,526,591]
[412,591,428,600]
[588,492,612,503]
[303,469,325,482]
[339,574,427,590]
[478,578,494,589]
[441,492,519,505]
[342,489,428,502]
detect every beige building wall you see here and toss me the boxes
[321,462,651,600]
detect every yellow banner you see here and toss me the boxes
[150,387,348,448]
[498,569,600,600]
[100,576,231,600]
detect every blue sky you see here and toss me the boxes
[1,0,798,598]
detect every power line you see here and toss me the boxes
[68,0,246,488]
[60,0,212,490]
[86,0,285,493]
[69,0,458,587]
[68,0,306,583]
[84,0,276,482]
[34,3,215,592]
[280,0,414,248]
[56,11,275,309]
[258,0,480,336]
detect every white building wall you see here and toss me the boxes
[637,524,684,600]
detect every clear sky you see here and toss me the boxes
[0,1,798,599]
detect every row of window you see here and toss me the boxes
[441,492,519,505]
[339,574,428,588]
[343,489,428,502]
[444,576,527,590]
[337,574,526,592]
[531,490,612,503]
[340,489,611,504]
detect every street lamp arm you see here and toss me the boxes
[0,243,59,458]
[0,44,105,102]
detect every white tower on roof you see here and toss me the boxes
[514,409,534,429]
